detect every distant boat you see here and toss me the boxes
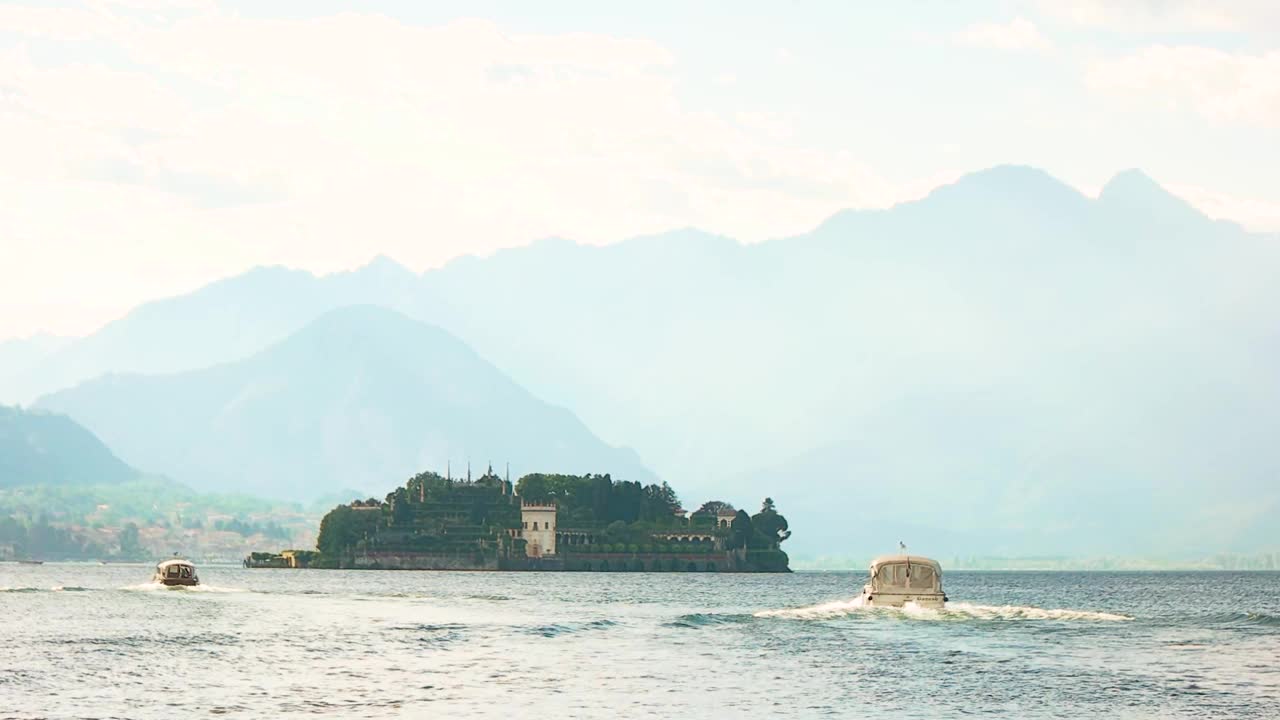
[152,559,199,587]
[858,554,947,609]
[17,560,44,565]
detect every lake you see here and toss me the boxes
[2,565,1276,718]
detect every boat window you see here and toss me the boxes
[180,566,191,579]
[878,564,908,586]
[909,565,935,589]
[166,566,180,578]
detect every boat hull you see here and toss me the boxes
[153,575,199,587]
[860,590,946,609]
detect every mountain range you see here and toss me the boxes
[5,165,1278,557]
[37,306,653,499]
[0,405,138,488]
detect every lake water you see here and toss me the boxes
[2,565,1277,718]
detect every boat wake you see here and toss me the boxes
[754,597,1131,622]
[122,582,246,593]
[754,597,868,619]
[938,602,1132,622]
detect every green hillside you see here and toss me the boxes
[0,405,138,488]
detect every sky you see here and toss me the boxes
[1,0,1278,340]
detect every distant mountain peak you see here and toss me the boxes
[944,164,1086,199]
[293,303,423,335]
[963,163,1060,184]
[879,163,1093,223]
[1097,168,1209,223]
[356,253,416,278]
[1099,168,1166,201]
[34,304,655,498]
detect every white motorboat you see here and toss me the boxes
[858,554,946,609]
[152,558,199,587]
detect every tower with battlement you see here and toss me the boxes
[520,502,557,557]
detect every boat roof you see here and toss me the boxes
[869,554,942,571]
[156,559,196,569]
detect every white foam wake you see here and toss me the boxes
[754,598,1131,622]
[122,582,246,593]
[942,602,1131,622]
[754,596,869,619]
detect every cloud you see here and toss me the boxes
[1085,46,1280,128]
[0,1,926,338]
[0,1,1274,339]
[1039,0,1280,33]
[952,17,1051,52]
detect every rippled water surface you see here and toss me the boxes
[2,566,1277,718]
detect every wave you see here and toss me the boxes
[0,585,94,593]
[525,618,621,637]
[47,631,242,648]
[754,597,868,619]
[666,612,755,628]
[1242,612,1280,627]
[353,591,442,601]
[181,584,246,593]
[1202,611,1280,628]
[394,623,467,632]
[754,597,1132,622]
[390,622,466,647]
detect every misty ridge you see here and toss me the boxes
[4,165,1278,559]
[0,405,138,488]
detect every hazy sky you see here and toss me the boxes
[1,0,1278,339]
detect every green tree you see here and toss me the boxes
[641,482,680,523]
[696,500,734,515]
[119,521,141,558]
[751,498,790,548]
[728,510,753,550]
[516,474,550,501]
[468,498,490,526]
[317,505,377,557]
[590,474,612,520]
[391,488,412,525]
[608,480,643,523]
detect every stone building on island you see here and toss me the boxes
[518,502,557,558]
[303,467,791,572]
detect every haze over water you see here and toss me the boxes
[3,565,1277,719]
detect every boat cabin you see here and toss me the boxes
[153,559,199,587]
[860,554,946,608]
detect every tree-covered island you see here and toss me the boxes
[252,468,791,572]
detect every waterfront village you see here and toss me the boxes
[247,466,792,572]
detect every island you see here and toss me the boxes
[247,467,791,572]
